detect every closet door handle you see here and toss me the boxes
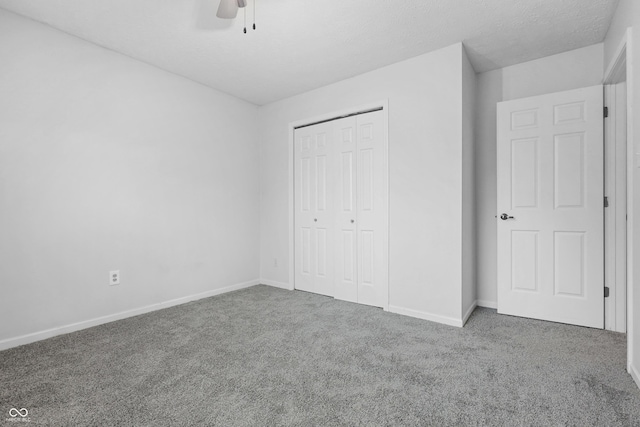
[314,218,317,222]
[350,219,355,223]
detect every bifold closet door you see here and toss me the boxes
[294,110,388,308]
[294,120,335,297]
[334,110,388,308]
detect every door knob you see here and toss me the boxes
[500,213,515,220]
[314,218,317,222]
[350,219,355,223]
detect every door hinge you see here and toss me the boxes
[604,196,609,208]
[604,287,610,298]
[604,106,609,118]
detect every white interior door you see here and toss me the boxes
[333,110,388,308]
[294,121,334,297]
[497,85,604,328]
[333,116,359,302]
[355,111,388,307]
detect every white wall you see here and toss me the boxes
[461,46,477,321]
[474,44,604,307]
[259,43,470,326]
[603,0,640,387]
[0,9,260,347]
[604,0,636,69]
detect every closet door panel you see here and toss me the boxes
[295,130,315,293]
[294,122,334,296]
[356,111,388,308]
[333,117,358,303]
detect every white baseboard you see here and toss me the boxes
[462,301,477,326]
[0,279,260,352]
[260,279,293,290]
[477,299,497,309]
[631,363,640,391]
[388,305,463,328]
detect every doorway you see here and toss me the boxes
[604,76,627,334]
[602,31,633,377]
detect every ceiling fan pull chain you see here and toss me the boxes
[243,5,247,33]
[253,0,256,30]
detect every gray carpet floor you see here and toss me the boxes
[1,285,639,426]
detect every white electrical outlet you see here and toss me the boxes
[109,270,120,286]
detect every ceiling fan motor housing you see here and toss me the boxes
[216,0,247,19]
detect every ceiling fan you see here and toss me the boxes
[216,0,256,33]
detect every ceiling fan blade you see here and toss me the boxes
[216,0,239,19]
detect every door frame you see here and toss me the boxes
[287,100,390,310]
[603,28,633,374]
[604,48,628,334]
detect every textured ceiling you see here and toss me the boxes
[0,0,619,105]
